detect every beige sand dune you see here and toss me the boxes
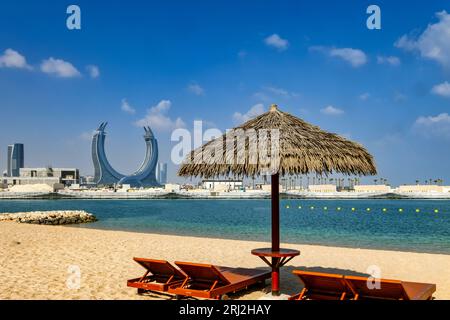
[0,222,448,300]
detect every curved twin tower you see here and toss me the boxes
[92,122,160,187]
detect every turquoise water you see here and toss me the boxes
[0,199,449,254]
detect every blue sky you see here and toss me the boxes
[1,0,449,185]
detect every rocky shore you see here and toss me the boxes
[0,210,97,225]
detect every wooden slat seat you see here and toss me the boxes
[127,258,187,294]
[168,261,270,299]
[289,270,436,300]
[289,270,353,300]
[345,275,436,300]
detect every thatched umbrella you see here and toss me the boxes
[178,104,376,295]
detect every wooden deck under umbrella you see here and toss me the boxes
[178,104,377,296]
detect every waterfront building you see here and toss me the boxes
[396,185,450,193]
[92,123,159,187]
[7,143,24,177]
[164,183,180,192]
[1,167,79,189]
[202,179,243,191]
[308,184,337,193]
[353,185,391,193]
[157,163,168,185]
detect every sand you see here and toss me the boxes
[0,222,448,300]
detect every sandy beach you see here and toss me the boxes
[0,222,448,300]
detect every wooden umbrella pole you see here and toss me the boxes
[271,173,280,295]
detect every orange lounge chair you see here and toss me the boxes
[344,275,436,300]
[127,258,187,294]
[289,270,354,300]
[168,261,271,300]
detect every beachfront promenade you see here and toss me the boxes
[1,222,448,300]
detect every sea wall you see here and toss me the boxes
[0,210,97,225]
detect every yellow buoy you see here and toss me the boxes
[298,206,302,209]
[434,209,439,213]
[382,208,387,212]
[286,205,290,209]
[399,208,403,213]
[310,206,315,210]
[324,207,328,210]
[351,208,356,211]
[415,209,420,213]
[337,207,341,211]
[366,208,371,212]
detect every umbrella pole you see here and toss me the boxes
[271,173,280,295]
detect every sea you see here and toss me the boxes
[0,199,449,254]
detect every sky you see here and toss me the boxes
[0,0,449,186]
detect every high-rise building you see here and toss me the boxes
[7,144,24,177]
[157,162,167,185]
[91,123,160,187]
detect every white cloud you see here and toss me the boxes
[40,57,81,78]
[233,104,265,124]
[252,91,270,102]
[264,86,299,98]
[0,48,32,69]
[86,65,100,78]
[431,81,450,98]
[377,55,401,66]
[253,86,299,102]
[135,100,185,131]
[320,105,344,116]
[395,11,450,67]
[329,48,367,67]
[187,83,205,96]
[311,46,367,67]
[80,130,95,141]
[359,92,371,101]
[121,99,136,114]
[414,113,450,138]
[264,34,289,51]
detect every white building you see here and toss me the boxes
[353,185,391,193]
[396,185,449,193]
[1,167,79,189]
[202,179,243,192]
[308,184,337,193]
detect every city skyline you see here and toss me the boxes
[1,1,450,185]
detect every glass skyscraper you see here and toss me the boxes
[156,162,168,185]
[7,143,24,177]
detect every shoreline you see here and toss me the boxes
[2,192,450,200]
[1,222,449,300]
[77,225,450,256]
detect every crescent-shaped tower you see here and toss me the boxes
[91,123,160,187]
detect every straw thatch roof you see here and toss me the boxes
[178,105,377,178]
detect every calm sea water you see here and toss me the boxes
[1,199,449,254]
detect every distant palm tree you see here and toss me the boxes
[415,180,419,185]
[374,179,378,185]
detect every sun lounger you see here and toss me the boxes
[168,261,271,299]
[289,270,354,300]
[127,258,187,294]
[344,275,436,300]
[289,270,436,300]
